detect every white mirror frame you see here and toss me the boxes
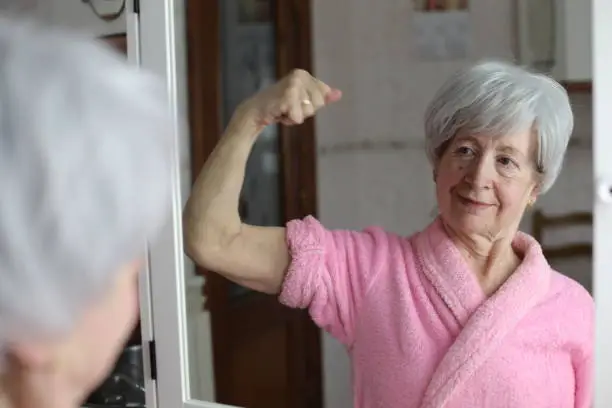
[139,0,612,406]
[126,5,159,408]
[135,0,235,406]
[593,0,612,406]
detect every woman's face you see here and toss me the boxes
[434,129,540,242]
[4,261,141,408]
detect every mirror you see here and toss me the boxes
[140,0,605,406]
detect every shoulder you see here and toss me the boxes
[548,271,593,312]
[542,271,594,349]
[286,215,413,255]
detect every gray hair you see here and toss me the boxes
[424,60,573,193]
[0,19,172,364]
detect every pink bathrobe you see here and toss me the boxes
[280,216,593,408]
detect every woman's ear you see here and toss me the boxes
[528,184,540,207]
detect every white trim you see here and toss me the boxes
[138,0,237,406]
[138,0,188,404]
[127,4,159,408]
[593,0,612,406]
[139,249,158,408]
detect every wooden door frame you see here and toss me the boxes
[184,1,322,406]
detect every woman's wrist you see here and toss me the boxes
[226,102,262,141]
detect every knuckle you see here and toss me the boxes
[288,75,302,89]
[282,86,298,101]
[291,68,309,78]
[288,69,311,86]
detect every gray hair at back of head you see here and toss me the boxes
[0,18,172,365]
[424,60,573,194]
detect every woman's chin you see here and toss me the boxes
[443,212,495,236]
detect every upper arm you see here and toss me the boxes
[186,223,290,294]
[279,216,392,346]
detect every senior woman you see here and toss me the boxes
[0,19,172,408]
[183,62,593,408]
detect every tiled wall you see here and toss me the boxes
[521,92,593,291]
[312,1,593,406]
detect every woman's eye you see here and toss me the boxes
[497,156,516,167]
[456,146,474,156]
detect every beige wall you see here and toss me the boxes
[312,0,592,406]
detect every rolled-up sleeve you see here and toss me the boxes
[279,215,389,347]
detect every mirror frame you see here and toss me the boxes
[139,0,612,406]
[593,0,612,405]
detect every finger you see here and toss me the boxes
[286,86,304,124]
[308,86,326,111]
[301,89,315,118]
[279,116,294,126]
[314,78,342,105]
[325,88,342,104]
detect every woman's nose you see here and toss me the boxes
[464,156,494,190]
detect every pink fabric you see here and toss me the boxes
[280,216,594,408]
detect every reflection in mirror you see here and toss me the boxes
[181,0,595,407]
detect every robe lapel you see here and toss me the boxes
[419,230,551,408]
[414,219,487,327]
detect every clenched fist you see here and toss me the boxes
[237,69,342,129]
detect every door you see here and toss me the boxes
[185,1,322,407]
[593,0,612,405]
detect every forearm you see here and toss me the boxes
[183,69,339,291]
[183,108,260,265]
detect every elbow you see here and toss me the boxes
[183,223,213,268]
[182,210,222,269]
[182,208,242,272]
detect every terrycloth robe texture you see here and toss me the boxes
[280,216,593,408]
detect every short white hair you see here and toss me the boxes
[424,60,573,193]
[0,19,172,364]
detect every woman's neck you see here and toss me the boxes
[443,223,522,296]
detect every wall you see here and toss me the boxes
[311,1,592,407]
[521,92,593,292]
[32,0,125,36]
[557,0,592,81]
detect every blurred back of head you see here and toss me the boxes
[0,16,173,368]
